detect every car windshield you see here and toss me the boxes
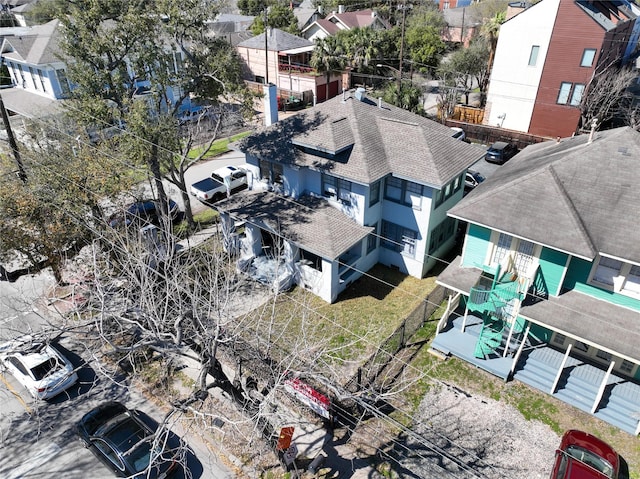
[565,445,614,478]
[30,356,61,380]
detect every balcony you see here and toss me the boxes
[278,62,315,75]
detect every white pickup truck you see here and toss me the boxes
[190,165,248,202]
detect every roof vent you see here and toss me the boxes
[355,87,366,102]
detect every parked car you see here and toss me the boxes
[485,141,518,164]
[109,199,182,228]
[450,127,466,141]
[78,401,179,478]
[0,337,78,400]
[550,430,620,479]
[465,170,485,192]
[190,165,248,202]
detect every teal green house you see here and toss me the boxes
[435,126,640,436]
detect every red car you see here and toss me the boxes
[550,430,620,479]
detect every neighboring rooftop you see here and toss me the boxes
[449,126,640,262]
[236,28,313,52]
[236,90,486,188]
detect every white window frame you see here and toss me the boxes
[581,48,596,67]
[589,255,640,298]
[487,232,540,278]
[528,45,540,66]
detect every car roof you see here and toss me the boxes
[490,141,509,149]
[212,165,238,177]
[8,344,59,369]
[560,430,619,471]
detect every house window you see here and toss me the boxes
[55,69,71,96]
[581,48,596,67]
[570,84,584,106]
[299,249,322,271]
[573,341,589,353]
[434,173,464,208]
[173,52,183,73]
[491,233,539,277]
[38,70,47,92]
[322,174,351,204]
[367,222,378,254]
[259,160,283,185]
[428,217,456,254]
[620,360,634,374]
[369,180,380,206]
[492,233,513,265]
[591,256,640,298]
[528,45,540,66]
[29,67,38,90]
[557,82,572,104]
[552,333,566,346]
[622,264,640,295]
[381,220,418,258]
[595,350,612,362]
[384,177,423,209]
[592,256,622,286]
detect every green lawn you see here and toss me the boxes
[187,131,251,160]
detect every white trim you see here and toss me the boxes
[446,216,594,261]
[555,254,571,296]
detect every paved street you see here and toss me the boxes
[0,271,234,479]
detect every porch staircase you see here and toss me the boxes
[473,316,504,359]
[514,348,640,435]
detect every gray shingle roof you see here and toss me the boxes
[1,19,60,65]
[236,28,313,52]
[449,126,640,262]
[237,92,486,187]
[214,190,373,259]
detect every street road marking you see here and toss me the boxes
[0,373,32,414]
[4,443,61,479]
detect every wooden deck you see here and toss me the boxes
[431,314,640,435]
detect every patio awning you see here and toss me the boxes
[215,190,373,260]
[436,255,483,295]
[520,291,640,365]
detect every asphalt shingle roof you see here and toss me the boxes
[214,190,373,259]
[448,126,640,262]
[237,28,313,52]
[237,92,486,187]
[1,19,60,65]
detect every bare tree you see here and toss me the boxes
[579,65,640,132]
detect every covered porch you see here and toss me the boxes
[434,257,640,436]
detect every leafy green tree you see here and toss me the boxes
[251,3,300,35]
[310,36,346,100]
[57,0,248,230]
[341,28,381,71]
[238,0,267,16]
[0,119,132,283]
[405,7,447,74]
[379,82,424,114]
[480,10,506,91]
[438,40,489,105]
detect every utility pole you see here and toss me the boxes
[0,93,26,183]
[397,0,407,106]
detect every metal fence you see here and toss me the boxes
[344,285,447,393]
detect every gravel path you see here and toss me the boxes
[399,383,560,479]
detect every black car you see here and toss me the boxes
[109,199,182,228]
[78,401,179,478]
[485,141,518,164]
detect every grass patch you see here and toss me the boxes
[187,131,251,160]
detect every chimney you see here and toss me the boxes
[371,10,377,18]
[263,83,278,126]
[378,97,382,108]
[338,4,345,14]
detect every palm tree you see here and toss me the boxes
[479,11,506,94]
[345,28,381,71]
[310,36,346,101]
